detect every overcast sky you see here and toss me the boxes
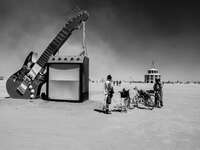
[0,0,200,81]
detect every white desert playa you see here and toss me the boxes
[0,80,200,150]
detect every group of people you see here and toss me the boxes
[103,74,163,114]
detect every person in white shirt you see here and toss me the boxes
[104,75,114,114]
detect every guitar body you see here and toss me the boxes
[6,10,89,99]
[6,52,47,99]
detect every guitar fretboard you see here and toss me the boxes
[37,27,72,67]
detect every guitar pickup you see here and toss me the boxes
[16,75,30,95]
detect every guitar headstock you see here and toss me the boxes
[65,10,89,31]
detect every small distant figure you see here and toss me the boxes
[119,80,122,86]
[116,80,119,86]
[104,74,114,114]
[153,78,163,108]
[113,80,116,86]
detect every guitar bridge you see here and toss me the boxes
[17,83,27,95]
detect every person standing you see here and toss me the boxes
[153,78,163,108]
[104,75,114,114]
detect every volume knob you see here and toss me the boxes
[30,94,35,99]
[30,89,35,93]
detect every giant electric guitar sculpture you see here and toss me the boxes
[6,10,89,99]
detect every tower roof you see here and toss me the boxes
[148,68,158,71]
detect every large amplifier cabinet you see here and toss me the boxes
[46,55,89,102]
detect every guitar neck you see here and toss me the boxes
[36,27,73,67]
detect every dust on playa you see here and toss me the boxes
[0,80,200,150]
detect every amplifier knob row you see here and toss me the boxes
[50,57,82,62]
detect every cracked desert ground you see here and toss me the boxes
[0,80,200,150]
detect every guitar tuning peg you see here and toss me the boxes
[68,19,72,23]
[65,23,69,27]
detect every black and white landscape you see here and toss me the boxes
[0,0,200,150]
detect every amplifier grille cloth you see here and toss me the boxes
[48,64,80,100]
